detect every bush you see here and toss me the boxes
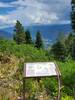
[62,95,73,100]
[51,41,67,61]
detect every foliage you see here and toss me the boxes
[13,20,26,44]
[71,37,75,59]
[35,31,44,49]
[0,39,48,62]
[0,38,75,99]
[51,41,67,61]
[57,32,65,43]
[0,53,20,100]
[61,95,73,100]
[65,33,75,55]
[25,30,32,44]
[71,0,75,32]
[50,33,75,61]
[57,60,75,95]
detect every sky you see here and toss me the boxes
[0,0,71,29]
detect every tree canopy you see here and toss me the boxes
[35,31,44,49]
[13,20,26,44]
[71,0,75,32]
[25,30,32,44]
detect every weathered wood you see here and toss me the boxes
[23,64,26,100]
[23,78,25,100]
[55,63,61,100]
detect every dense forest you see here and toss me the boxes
[0,0,75,100]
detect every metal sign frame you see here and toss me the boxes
[23,62,61,100]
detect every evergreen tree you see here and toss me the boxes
[35,31,43,49]
[65,33,75,54]
[57,32,65,42]
[71,37,75,59]
[13,20,26,44]
[25,30,32,44]
[71,0,75,32]
[51,41,67,61]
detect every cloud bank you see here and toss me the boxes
[0,0,71,29]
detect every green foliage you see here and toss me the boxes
[71,37,75,59]
[43,78,58,97]
[65,33,75,55]
[57,61,75,95]
[51,41,67,61]
[0,39,48,62]
[13,20,26,44]
[0,38,75,99]
[57,32,65,43]
[65,33,75,60]
[71,0,75,4]
[71,0,75,32]
[62,95,73,100]
[35,31,44,49]
[25,30,32,44]
[50,33,75,61]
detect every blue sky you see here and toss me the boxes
[0,0,71,29]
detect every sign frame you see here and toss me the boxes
[23,62,61,100]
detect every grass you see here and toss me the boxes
[57,60,75,97]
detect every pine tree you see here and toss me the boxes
[25,30,32,44]
[57,32,65,42]
[71,37,75,59]
[51,41,67,61]
[13,20,26,44]
[35,31,43,49]
[65,33,75,54]
[71,0,75,32]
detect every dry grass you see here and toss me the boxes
[0,54,20,100]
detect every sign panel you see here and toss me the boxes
[24,62,60,77]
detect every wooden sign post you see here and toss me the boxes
[23,62,61,100]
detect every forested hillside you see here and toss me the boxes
[0,32,75,100]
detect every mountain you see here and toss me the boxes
[27,24,72,40]
[27,24,72,46]
[0,24,72,45]
[0,30,12,39]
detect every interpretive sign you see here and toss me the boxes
[23,62,61,100]
[24,62,60,77]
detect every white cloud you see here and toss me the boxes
[10,0,71,24]
[0,15,16,29]
[11,0,48,9]
[0,15,7,21]
[0,0,71,29]
[0,2,13,7]
[0,15,16,24]
[58,20,71,24]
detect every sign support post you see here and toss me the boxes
[55,63,61,100]
[23,62,61,100]
[57,74,61,100]
[23,64,26,100]
[23,77,25,100]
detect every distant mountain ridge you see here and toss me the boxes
[0,24,72,43]
[27,24,72,42]
[0,30,12,39]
